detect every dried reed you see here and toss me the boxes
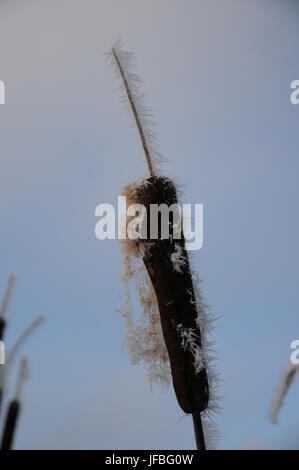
[0,276,45,449]
[0,315,45,415]
[270,362,299,424]
[1,358,28,450]
[108,41,219,449]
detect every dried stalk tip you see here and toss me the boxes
[0,274,17,321]
[270,362,299,424]
[107,39,164,176]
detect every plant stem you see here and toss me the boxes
[192,410,206,450]
[112,47,154,178]
[1,400,20,450]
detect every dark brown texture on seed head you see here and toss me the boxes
[1,400,20,450]
[136,176,209,413]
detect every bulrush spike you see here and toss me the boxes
[1,358,28,450]
[108,41,218,449]
[0,315,45,415]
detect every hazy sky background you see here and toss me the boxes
[0,0,299,449]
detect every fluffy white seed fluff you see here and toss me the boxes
[176,324,205,374]
[170,243,188,273]
[119,246,171,389]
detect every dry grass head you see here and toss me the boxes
[119,178,172,388]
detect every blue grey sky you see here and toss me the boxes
[0,0,299,449]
